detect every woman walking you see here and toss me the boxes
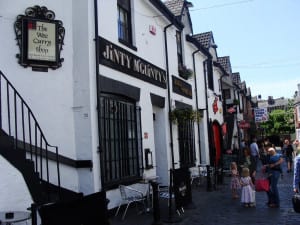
[265,147,284,208]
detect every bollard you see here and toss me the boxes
[217,167,224,184]
[206,165,213,192]
[30,203,38,225]
[150,181,162,225]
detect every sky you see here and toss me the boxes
[189,0,300,99]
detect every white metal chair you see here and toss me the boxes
[190,166,206,186]
[115,184,147,220]
[158,185,183,216]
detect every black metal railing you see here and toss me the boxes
[0,70,61,200]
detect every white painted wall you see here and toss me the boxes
[0,156,32,212]
[98,0,175,208]
[0,0,216,211]
[0,0,99,195]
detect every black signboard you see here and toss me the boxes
[173,167,192,210]
[99,37,167,89]
[14,6,65,71]
[172,76,192,99]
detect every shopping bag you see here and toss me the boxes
[251,190,256,206]
[255,178,269,192]
[292,193,300,213]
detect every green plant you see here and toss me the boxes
[178,64,193,80]
[233,99,239,105]
[169,108,201,123]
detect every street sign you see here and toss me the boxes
[254,108,268,122]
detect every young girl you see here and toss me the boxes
[230,162,240,199]
[240,167,255,207]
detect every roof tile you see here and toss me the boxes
[163,0,184,17]
[192,31,213,49]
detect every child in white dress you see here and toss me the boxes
[240,167,255,207]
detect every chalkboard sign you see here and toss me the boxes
[173,168,192,210]
[222,154,238,170]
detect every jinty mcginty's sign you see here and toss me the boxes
[99,37,167,89]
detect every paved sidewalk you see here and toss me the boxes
[111,161,300,225]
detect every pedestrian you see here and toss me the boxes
[258,140,267,165]
[293,143,300,193]
[230,162,241,199]
[240,167,255,207]
[250,137,260,177]
[264,147,284,208]
[282,139,294,173]
[293,139,300,158]
[240,139,246,150]
[241,146,256,183]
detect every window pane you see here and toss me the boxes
[118,3,130,43]
[118,0,130,10]
[178,119,196,167]
[176,31,183,66]
[100,95,141,188]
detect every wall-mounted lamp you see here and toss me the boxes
[145,148,153,169]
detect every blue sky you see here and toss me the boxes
[189,0,300,99]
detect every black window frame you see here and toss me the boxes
[207,60,214,91]
[178,119,196,168]
[99,93,143,189]
[223,89,231,100]
[117,0,134,49]
[176,31,183,67]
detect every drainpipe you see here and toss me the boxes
[203,59,214,191]
[192,50,202,163]
[203,59,212,162]
[164,22,181,223]
[94,0,104,187]
[164,23,175,170]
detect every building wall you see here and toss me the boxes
[0,0,214,211]
[0,0,98,195]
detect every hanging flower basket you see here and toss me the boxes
[178,64,193,80]
[233,99,239,105]
[169,108,201,123]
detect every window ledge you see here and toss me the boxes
[118,39,137,51]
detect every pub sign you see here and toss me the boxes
[14,6,65,71]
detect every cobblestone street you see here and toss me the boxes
[111,160,300,225]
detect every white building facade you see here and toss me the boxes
[0,0,233,213]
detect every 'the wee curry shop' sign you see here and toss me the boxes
[27,20,56,62]
[14,6,65,71]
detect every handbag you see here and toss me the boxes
[255,178,270,192]
[292,193,300,213]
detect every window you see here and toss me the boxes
[207,60,214,91]
[223,89,231,100]
[178,119,196,168]
[99,94,142,188]
[176,31,183,67]
[118,0,132,45]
